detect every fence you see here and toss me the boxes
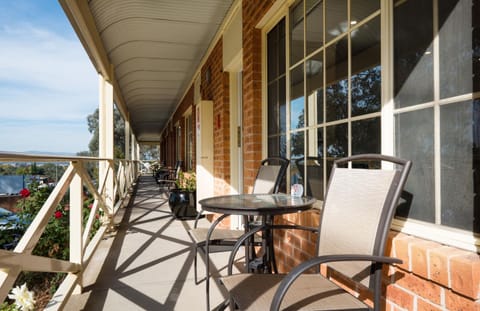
[0,152,139,310]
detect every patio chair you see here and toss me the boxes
[220,154,412,311]
[188,157,289,308]
[156,160,183,190]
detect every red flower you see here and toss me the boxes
[19,188,30,198]
[54,211,62,219]
[88,204,93,209]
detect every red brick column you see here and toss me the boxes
[201,39,230,195]
[242,0,275,193]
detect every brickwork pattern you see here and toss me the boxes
[242,0,276,193]
[162,85,195,169]
[201,39,231,195]
[274,209,480,311]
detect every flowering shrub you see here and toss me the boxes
[19,188,30,198]
[2,283,36,311]
[0,182,103,308]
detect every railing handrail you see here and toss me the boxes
[0,151,135,162]
[0,152,140,310]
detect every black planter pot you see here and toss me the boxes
[168,189,199,220]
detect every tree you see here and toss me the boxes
[140,145,160,160]
[86,106,125,158]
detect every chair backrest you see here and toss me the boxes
[317,154,411,289]
[252,157,289,194]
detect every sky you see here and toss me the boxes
[0,1,98,154]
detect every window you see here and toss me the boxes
[393,0,480,234]
[185,113,193,171]
[265,0,479,249]
[285,0,381,200]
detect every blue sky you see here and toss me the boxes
[0,1,98,154]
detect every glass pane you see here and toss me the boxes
[326,122,348,179]
[267,26,278,82]
[279,77,287,134]
[279,18,286,76]
[268,81,278,134]
[290,130,305,188]
[325,0,347,42]
[326,37,348,121]
[269,135,287,159]
[290,1,305,65]
[351,17,381,116]
[290,65,305,130]
[439,0,475,98]
[352,117,380,155]
[440,100,480,233]
[306,51,323,126]
[394,0,434,108]
[351,0,380,23]
[395,108,435,223]
[301,127,324,199]
[306,0,323,55]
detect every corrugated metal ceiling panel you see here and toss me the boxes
[87,0,234,142]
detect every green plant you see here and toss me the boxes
[1,182,104,308]
[175,171,196,192]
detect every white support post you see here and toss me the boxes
[70,162,83,294]
[98,74,115,219]
[125,119,131,160]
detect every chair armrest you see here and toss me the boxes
[227,225,264,275]
[270,254,402,311]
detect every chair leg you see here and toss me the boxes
[194,246,199,284]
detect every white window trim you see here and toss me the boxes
[382,0,480,253]
[261,0,480,252]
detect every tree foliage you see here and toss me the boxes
[86,106,125,158]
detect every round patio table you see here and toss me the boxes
[199,193,316,310]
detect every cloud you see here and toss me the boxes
[0,4,99,153]
[0,24,98,122]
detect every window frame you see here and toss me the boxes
[262,0,480,252]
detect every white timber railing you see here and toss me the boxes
[0,152,139,310]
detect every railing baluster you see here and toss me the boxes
[0,153,139,307]
[70,162,84,294]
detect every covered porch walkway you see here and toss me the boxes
[65,175,231,310]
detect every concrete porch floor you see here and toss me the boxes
[65,175,236,310]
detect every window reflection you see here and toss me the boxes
[325,0,347,42]
[290,65,305,130]
[306,51,323,126]
[439,0,478,98]
[351,17,381,116]
[440,100,480,233]
[326,123,347,179]
[395,108,435,222]
[326,37,348,121]
[351,0,380,22]
[290,130,305,188]
[290,1,304,65]
[306,0,323,55]
[352,117,380,156]
[394,0,434,108]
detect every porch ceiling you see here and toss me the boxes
[62,0,234,143]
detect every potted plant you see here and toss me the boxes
[168,171,199,220]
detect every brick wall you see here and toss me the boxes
[160,2,480,310]
[273,209,480,310]
[242,0,276,193]
[162,85,195,170]
[201,39,231,195]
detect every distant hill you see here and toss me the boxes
[23,151,76,156]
